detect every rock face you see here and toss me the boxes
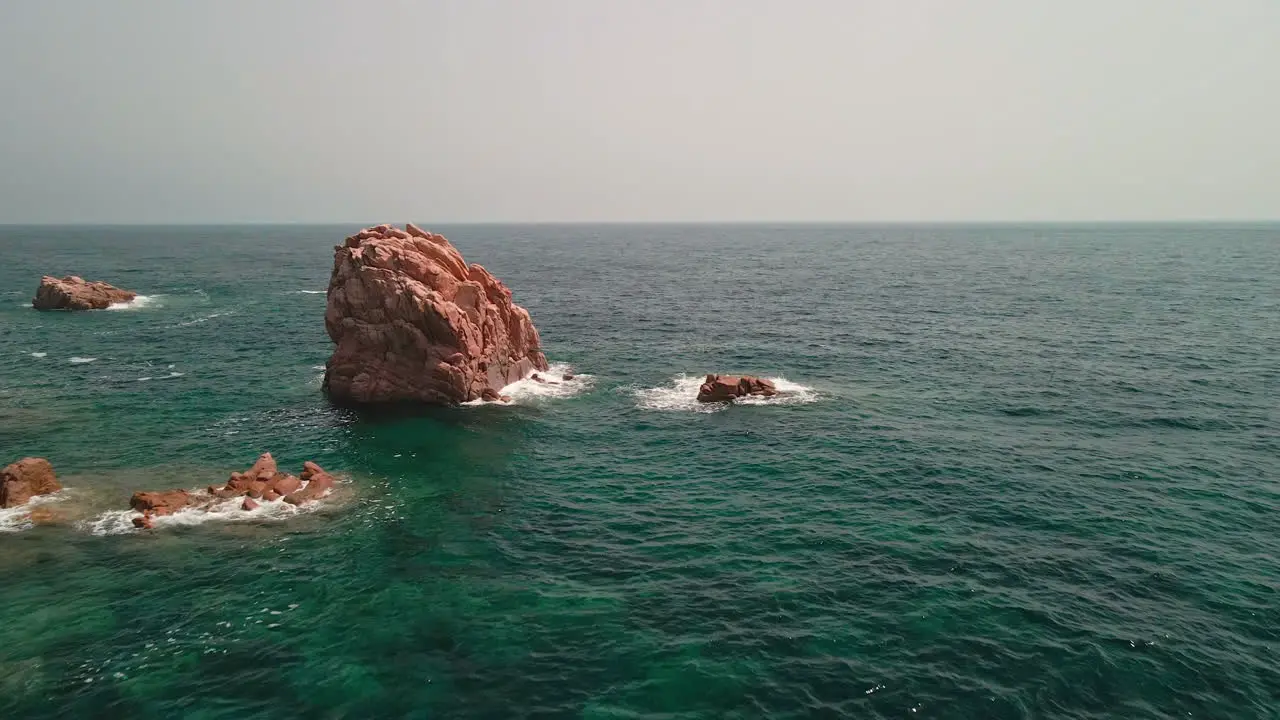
[323,223,549,404]
[33,275,136,310]
[0,457,62,508]
[696,374,778,403]
[127,453,337,527]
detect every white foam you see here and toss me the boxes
[634,374,818,413]
[107,295,158,311]
[69,356,97,364]
[0,492,68,533]
[83,490,334,536]
[290,290,326,295]
[30,352,47,358]
[463,363,593,406]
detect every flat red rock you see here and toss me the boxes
[33,275,136,311]
[696,374,778,403]
[129,490,192,516]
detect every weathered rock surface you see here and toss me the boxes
[1,457,62,508]
[696,374,778,403]
[33,275,136,311]
[323,223,549,404]
[129,489,192,516]
[127,454,338,528]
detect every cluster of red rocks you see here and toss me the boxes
[1,457,62,508]
[130,453,336,528]
[697,374,778,403]
[33,275,136,310]
[323,223,549,405]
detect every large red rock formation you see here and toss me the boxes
[33,275,136,310]
[0,457,62,508]
[697,375,778,403]
[323,223,549,404]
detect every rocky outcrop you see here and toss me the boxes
[128,453,338,528]
[33,275,136,310]
[1,457,62,508]
[323,223,549,404]
[696,375,778,403]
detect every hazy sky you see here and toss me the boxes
[1,1,1277,223]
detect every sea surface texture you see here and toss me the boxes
[0,224,1276,719]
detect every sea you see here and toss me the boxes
[0,223,1276,719]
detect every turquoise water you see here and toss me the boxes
[0,224,1277,718]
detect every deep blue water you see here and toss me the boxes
[0,223,1277,718]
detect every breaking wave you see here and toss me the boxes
[633,374,818,413]
[69,356,97,364]
[464,363,593,407]
[137,372,184,382]
[0,492,69,533]
[82,492,334,536]
[107,295,159,311]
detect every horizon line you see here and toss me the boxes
[2,218,1279,227]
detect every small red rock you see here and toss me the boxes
[1,457,62,508]
[241,498,259,511]
[245,453,277,480]
[270,474,302,496]
[284,470,336,505]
